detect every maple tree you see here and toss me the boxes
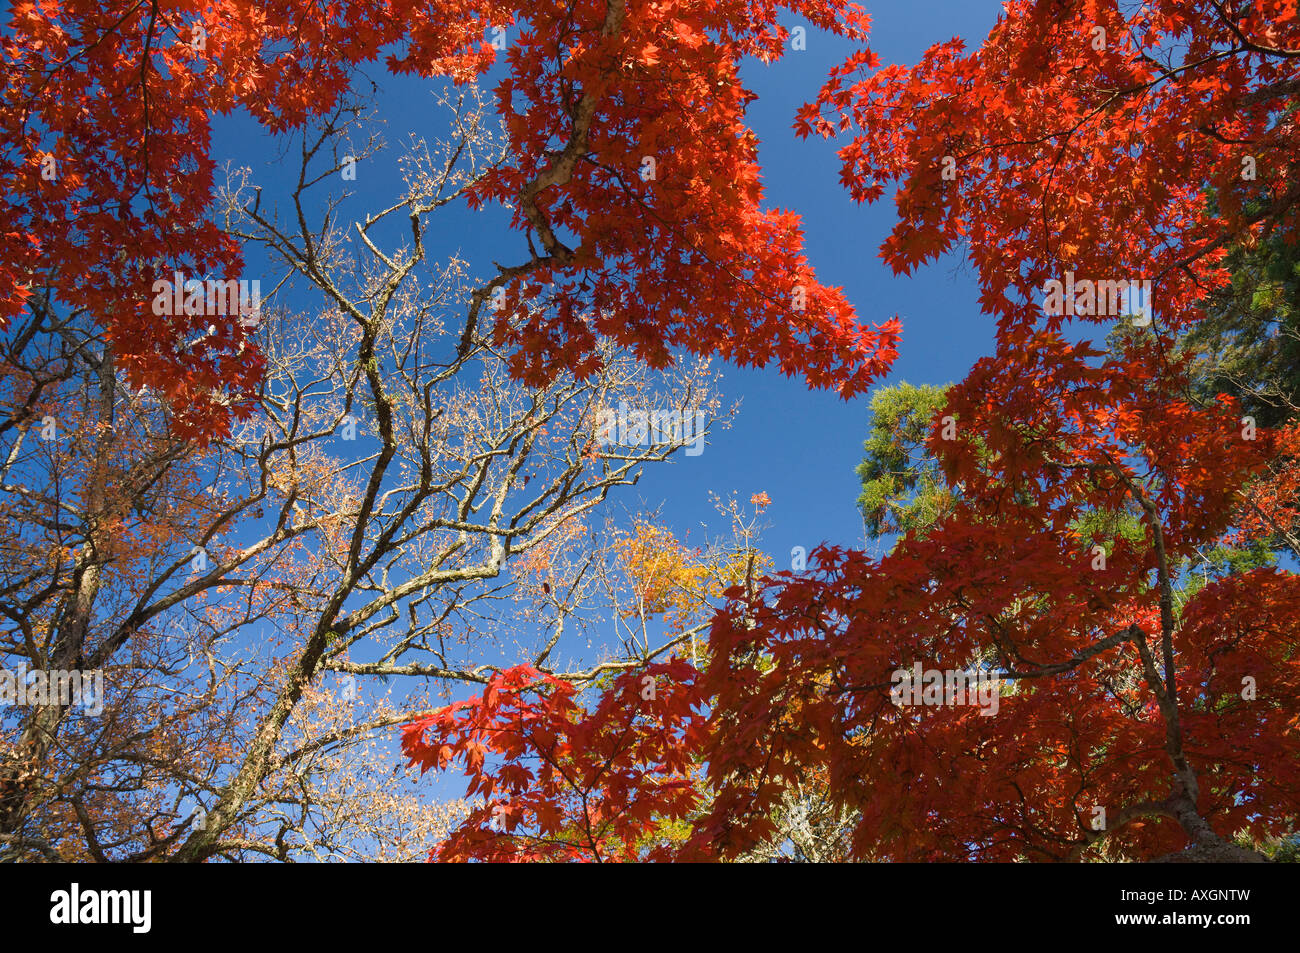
[405,0,1300,863]
[694,0,1300,862]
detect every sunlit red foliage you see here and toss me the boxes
[3,0,897,440]
[402,661,706,861]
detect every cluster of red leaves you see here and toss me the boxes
[401,661,707,862]
[800,0,1300,339]
[405,527,1300,862]
[687,543,1300,861]
[937,334,1277,552]
[1234,421,1300,546]
[3,0,897,442]
[471,0,898,395]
